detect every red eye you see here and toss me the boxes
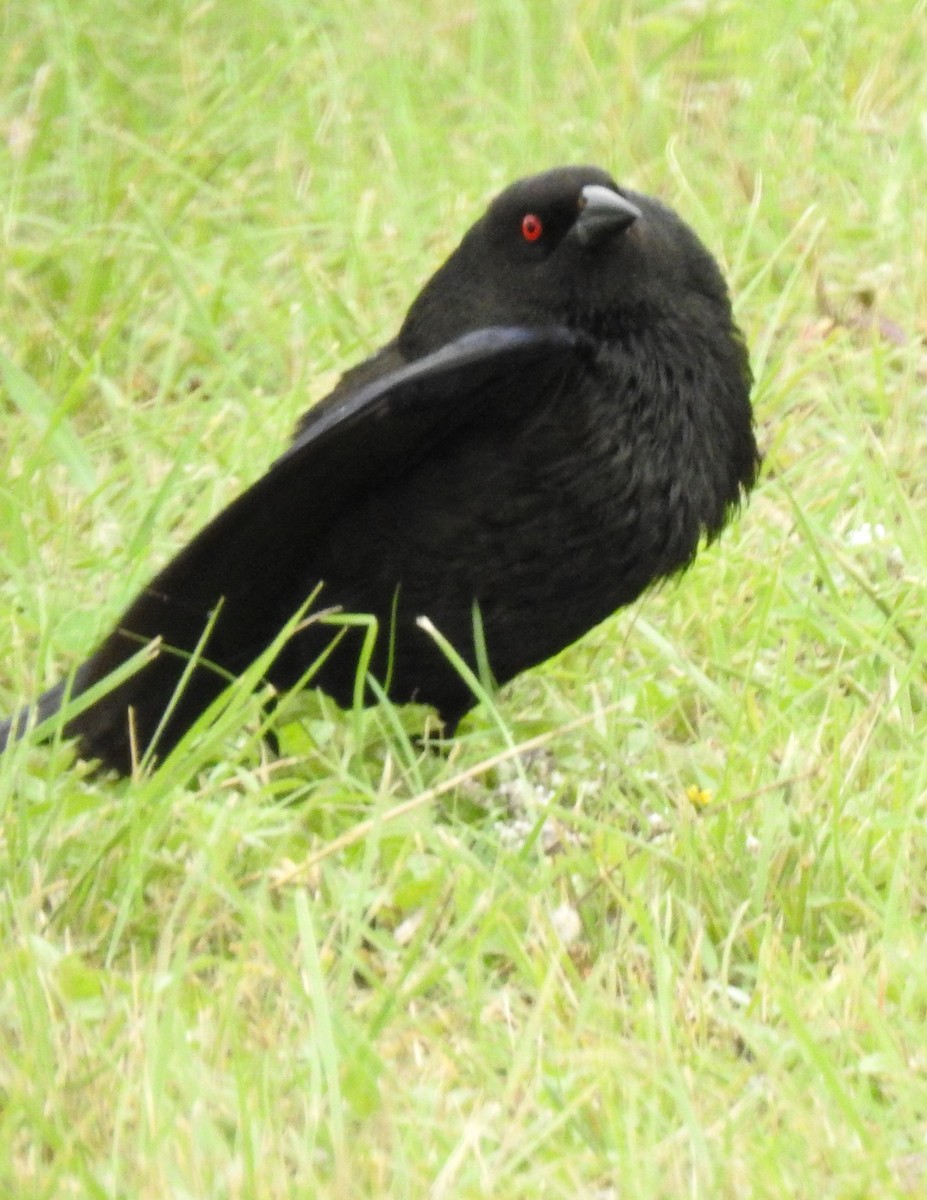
[521,213,543,242]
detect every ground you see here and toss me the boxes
[1,1,926,1195]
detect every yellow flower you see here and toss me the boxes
[686,785,713,810]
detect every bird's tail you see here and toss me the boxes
[0,613,241,777]
[0,679,71,756]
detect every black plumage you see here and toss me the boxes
[0,166,760,775]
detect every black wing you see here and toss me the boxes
[1,325,582,772]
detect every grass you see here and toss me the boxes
[2,0,926,1194]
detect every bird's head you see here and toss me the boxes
[399,165,737,354]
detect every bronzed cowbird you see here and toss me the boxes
[0,165,760,775]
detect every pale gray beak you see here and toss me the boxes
[574,185,641,247]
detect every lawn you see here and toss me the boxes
[1,0,926,1195]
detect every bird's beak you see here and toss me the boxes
[574,185,641,248]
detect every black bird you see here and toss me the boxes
[0,166,759,775]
